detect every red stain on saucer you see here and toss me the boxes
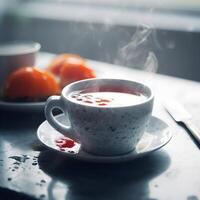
[55,138,75,149]
[98,102,108,106]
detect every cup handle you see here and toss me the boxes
[45,95,77,141]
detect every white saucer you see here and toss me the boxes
[37,114,172,163]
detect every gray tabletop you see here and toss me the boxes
[0,53,200,200]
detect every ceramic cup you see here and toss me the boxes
[0,41,41,88]
[45,78,154,156]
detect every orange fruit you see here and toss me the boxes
[48,54,86,76]
[60,60,96,88]
[47,53,96,88]
[4,67,60,101]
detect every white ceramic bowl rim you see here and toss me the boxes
[0,41,41,56]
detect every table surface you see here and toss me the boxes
[0,53,200,200]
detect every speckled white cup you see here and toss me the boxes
[45,78,154,156]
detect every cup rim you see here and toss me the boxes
[0,41,41,56]
[62,78,154,108]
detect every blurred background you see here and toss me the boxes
[0,0,200,81]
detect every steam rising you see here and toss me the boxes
[115,24,158,73]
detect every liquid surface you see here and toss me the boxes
[69,91,147,107]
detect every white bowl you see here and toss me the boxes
[0,41,41,88]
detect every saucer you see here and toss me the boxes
[37,114,172,163]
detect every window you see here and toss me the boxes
[1,0,200,80]
[22,0,200,12]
